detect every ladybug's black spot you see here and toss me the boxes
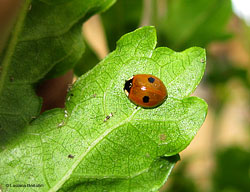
[124,78,133,94]
[143,96,150,103]
[148,77,155,83]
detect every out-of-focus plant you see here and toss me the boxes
[212,146,250,192]
[154,0,233,51]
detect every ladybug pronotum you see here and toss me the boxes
[124,74,167,108]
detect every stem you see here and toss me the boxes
[140,0,152,26]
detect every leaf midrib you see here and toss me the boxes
[48,108,140,192]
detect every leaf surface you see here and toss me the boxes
[0,26,207,191]
[0,0,115,145]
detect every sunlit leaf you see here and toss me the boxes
[0,26,207,191]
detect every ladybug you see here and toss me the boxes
[124,74,167,108]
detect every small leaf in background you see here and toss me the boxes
[155,0,233,51]
[74,40,100,77]
[101,0,143,51]
[0,26,207,191]
[0,0,116,146]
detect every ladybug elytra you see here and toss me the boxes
[124,74,167,108]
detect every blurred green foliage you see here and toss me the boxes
[100,0,233,51]
[84,0,234,72]
[205,55,250,113]
[212,146,250,192]
[155,0,233,51]
[206,56,249,87]
[101,0,143,51]
[164,160,199,192]
[165,146,250,192]
[242,22,250,52]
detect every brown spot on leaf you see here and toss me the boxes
[160,134,166,141]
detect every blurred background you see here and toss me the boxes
[1,0,249,191]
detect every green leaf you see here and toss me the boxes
[156,0,233,50]
[64,155,180,192]
[0,0,116,145]
[0,26,207,191]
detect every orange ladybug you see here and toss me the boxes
[124,74,167,108]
